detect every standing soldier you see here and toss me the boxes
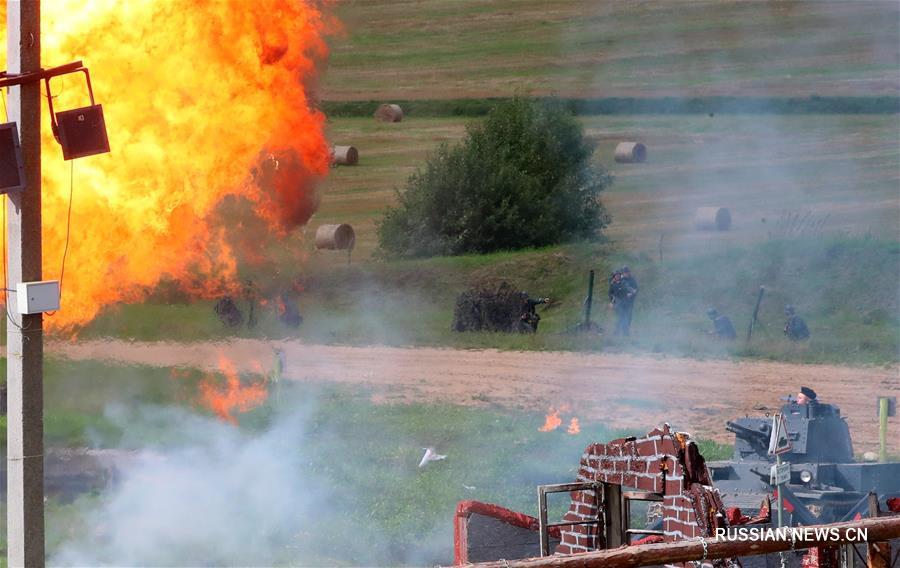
[706,308,737,340]
[608,266,638,336]
[783,305,810,341]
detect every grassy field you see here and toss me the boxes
[313,114,900,259]
[0,358,732,565]
[64,111,900,364]
[25,2,898,368]
[324,1,899,100]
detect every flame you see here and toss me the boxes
[0,1,334,329]
[567,417,581,435]
[538,408,562,432]
[198,354,268,424]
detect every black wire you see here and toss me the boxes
[59,160,74,292]
[42,75,63,100]
[43,161,74,319]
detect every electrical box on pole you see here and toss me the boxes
[16,280,60,314]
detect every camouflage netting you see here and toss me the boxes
[452,281,524,333]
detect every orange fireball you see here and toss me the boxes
[0,1,335,329]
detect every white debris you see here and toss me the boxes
[418,447,447,468]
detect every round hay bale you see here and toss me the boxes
[331,145,359,166]
[315,223,356,250]
[694,207,732,231]
[614,142,647,163]
[374,103,403,123]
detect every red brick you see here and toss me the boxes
[623,472,637,488]
[672,495,690,508]
[669,520,691,535]
[634,475,658,492]
[630,460,648,473]
[665,478,682,495]
[577,504,596,516]
[635,439,656,457]
[657,438,677,455]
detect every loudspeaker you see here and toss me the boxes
[0,122,26,193]
[56,104,110,161]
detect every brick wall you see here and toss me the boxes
[556,424,726,555]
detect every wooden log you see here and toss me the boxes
[465,516,900,568]
[867,541,891,568]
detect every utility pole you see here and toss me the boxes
[6,0,45,566]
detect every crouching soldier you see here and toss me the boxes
[706,308,736,340]
[783,305,810,341]
[518,292,550,333]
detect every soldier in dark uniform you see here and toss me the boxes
[518,292,549,333]
[796,386,817,405]
[608,266,638,337]
[783,305,810,341]
[706,308,736,340]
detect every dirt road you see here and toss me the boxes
[49,339,899,453]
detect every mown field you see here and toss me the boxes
[324,0,899,100]
[28,0,898,366]
[313,114,900,258]
[67,111,900,365]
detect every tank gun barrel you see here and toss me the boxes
[726,421,769,443]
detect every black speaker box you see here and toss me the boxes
[0,122,26,193]
[56,104,110,160]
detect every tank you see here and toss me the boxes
[708,397,900,525]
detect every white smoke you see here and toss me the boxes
[52,405,332,566]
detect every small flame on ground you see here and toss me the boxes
[538,408,562,432]
[539,406,581,434]
[198,354,268,424]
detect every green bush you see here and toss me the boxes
[377,97,612,257]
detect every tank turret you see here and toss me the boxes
[709,396,900,525]
[726,400,853,463]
